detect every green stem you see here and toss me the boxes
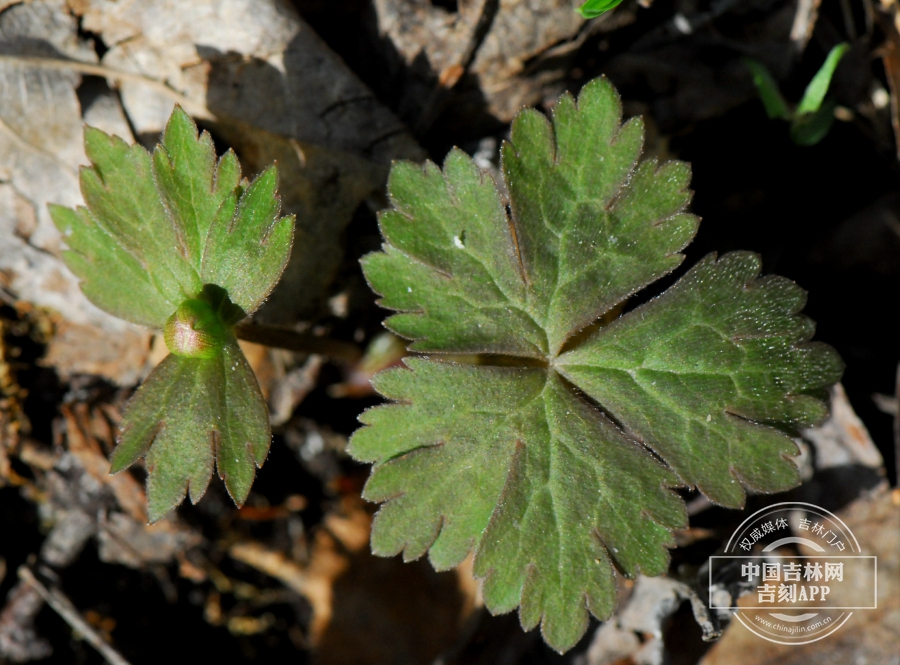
[234,322,362,364]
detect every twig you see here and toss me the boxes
[235,323,362,364]
[790,0,822,53]
[0,54,213,120]
[18,567,131,665]
[0,581,51,661]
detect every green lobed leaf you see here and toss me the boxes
[51,106,294,328]
[48,204,176,328]
[51,107,295,519]
[201,165,295,314]
[352,77,843,652]
[110,335,270,522]
[364,78,698,357]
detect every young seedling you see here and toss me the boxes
[746,43,851,146]
[577,0,624,19]
[350,77,843,651]
[50,108,294,522]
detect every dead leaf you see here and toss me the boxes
[62,403,146,522]
[803,383,884,470]
[97,511,201,568]
[268,354,323,427]
[0,0,96,261]
[212,120,387,322]
[315,527,468,665]
[227,497,371,643]
[229,494,469,660]
[322,499,371,554]
[371,0,594,130]
[43,320,156,386]
[0,579,52,661]
[329,331,407,399]
[0,0,153,385]
[237,339,279,399]
[0,0,93,316]
[60,402,202,568]
[230,537,346,644]
[0,314,28,486]
[77,0,422,163]
[790,383,889,513]
[877,0,900,160]
[584,575,720,665]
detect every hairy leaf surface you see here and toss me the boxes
[110,336,270,521]
[51,108,293,326]
[51,108,294,519]
[352,77,843,651]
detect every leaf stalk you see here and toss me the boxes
[234,322,362,363]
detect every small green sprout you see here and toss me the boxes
[51,107,294,521]
[577,0,625,19]
[745,43,851,146]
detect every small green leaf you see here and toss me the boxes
[51,107,295,519]
[745,44,849,146]
[796,43,850,116]
[110,334,270,522]
[48,204,176,329]
[577,0,625,19]
[51,106,294,328]
[352,77,842,652]
[201,165,294,314]
[744,58,792,120]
